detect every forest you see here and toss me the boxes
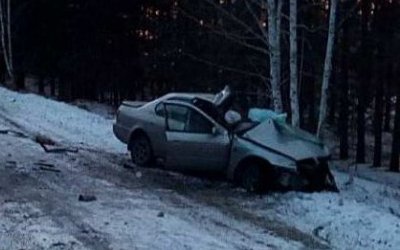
[1,0,400,171]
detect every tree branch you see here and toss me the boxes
[183,51,268,81]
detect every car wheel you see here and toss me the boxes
[130,134,153,166]
[241,164,267,193]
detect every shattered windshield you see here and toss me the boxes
[192,98,227,127]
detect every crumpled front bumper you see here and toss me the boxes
[276,158,338,192]
[296,158,338,192]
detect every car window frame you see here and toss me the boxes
[155,102,165,117]
[161,101,218,134]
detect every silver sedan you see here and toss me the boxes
[113,87,338,193]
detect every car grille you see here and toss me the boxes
[297,157,329,178]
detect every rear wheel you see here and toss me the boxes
[130,134,153,166]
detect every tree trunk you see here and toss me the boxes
[6,0,11,74]
[339,8,349,159]
[373,1,389,167]
[356,98,366,163]
[309,80,317,133]
[50,78,56,96]
[14,72,24,90]
[356,0,372,163]
[307,65,317,133]
[289,0,299,127]
[58,78,69,101]
[38,76,45,94]
[267,0,283,113]
[390,86,400,172]
[317,0,338,137]
[0,0,12,80]
[373,64,384,167]
[384,93,392,131]
[328,61,337,125]
[384,54,393,132]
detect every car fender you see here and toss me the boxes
[126,124,147,147]
[227,136,297,180]
[128,121,166,159]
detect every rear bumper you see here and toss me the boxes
[113,123,130,144]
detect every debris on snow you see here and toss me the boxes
[0,129,27,138]
[33,162,61,173]
[78,194,97,202]
[35,134,56,146]
[123,162,135,169]
[39,143,79,154]
[136,171,143,178]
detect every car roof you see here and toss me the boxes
[162,93,215,103]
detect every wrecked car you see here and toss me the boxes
[113,86,338,193]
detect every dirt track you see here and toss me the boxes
[0,116,327,249]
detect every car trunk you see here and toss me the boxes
[121,101,148,108]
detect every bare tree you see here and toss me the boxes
[0,0,12,79]
[184,0,343,122]
[6,0,11,74]
[181,0,285,112]
[317,0,339,137]
[390,83,400,172]
[267,0,283,113]
[339,0,351,160]
[289,0,299,126]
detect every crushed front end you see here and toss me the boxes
[296,157,338,192]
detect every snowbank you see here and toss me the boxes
[245,172,400,250]
[0,86,125,153]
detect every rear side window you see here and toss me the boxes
[155,103,165,117]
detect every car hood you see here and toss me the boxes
[242,119,330,161]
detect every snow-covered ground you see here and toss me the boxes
[1,85,400,250]
[0,87,124,153]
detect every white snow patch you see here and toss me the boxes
[245,172,400,250]
[0,86,125,153]
[0,202,84,250]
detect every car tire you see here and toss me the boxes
[130,134,153,167]
[241,164,267,193]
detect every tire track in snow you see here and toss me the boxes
[0,166,112,250]
[76,149,329,249]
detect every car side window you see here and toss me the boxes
[165,104,188,131]
[185,109,213,133]
[165,104,213,134]
[155,103,165,117]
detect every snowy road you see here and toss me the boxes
[1,86,400,250]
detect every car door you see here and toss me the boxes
[163,103,230,171]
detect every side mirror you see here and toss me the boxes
[224,110,242,125]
